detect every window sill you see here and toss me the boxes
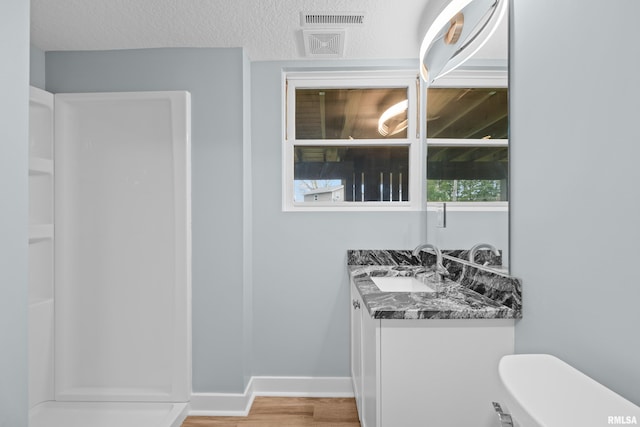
[426,201,508,212]
[284,201,418,212]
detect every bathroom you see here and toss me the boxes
[2,1,640,426]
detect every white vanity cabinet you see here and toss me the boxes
[350,280,515,427]
[350,282,379,427]
[350,283,363,414]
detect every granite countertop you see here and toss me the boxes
[348,250,522,320]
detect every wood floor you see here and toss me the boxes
[181,397,361,427]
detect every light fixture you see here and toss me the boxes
[419,0,507,85]
[378,100,409,137]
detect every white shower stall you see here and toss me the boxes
[28,87,191,427]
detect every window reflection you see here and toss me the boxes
[427,88,508,139]
[426,146,508,201]
[426,87,509,202]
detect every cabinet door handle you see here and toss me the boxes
[352,299,361,309]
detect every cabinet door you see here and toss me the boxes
[350,283,363,417]
[380,319,514,427]
[361,301,379,427]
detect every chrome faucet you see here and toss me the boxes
[412,243,449,283]
[468,243,500,265]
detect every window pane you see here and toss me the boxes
[295,88,408,139]
[426,88,508,139]
[294,145,409,202]
[427,146,508,201]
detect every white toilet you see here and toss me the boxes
[497,354,640,427]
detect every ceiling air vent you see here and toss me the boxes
[302,29,346,58]
[301,12,365,26]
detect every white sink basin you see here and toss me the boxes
[371,276,436,293]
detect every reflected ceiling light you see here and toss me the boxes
[378,100,409,137]
[419,0,507,85]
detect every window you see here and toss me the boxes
[426,71,508,204]
[284,71,421,211]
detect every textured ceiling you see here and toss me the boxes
[30,0,508,62]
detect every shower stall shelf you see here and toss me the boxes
[28,88,192,427]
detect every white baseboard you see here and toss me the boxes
[189,376,354,416]
[189,385,255,416]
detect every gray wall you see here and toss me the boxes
[250,60,429,377]
[44,4,640,403]
[427,210,509,265]
[30,45,46,89]
[46,52,433,391]
[45,51,509,392]
[0,1,29,426]
[46,48,253,393]
[510,0,640,404]
[242,52,254,388]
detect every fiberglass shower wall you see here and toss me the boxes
[27,90,192,411]
[53,91,191,403]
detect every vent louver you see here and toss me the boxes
[302,29,346,57]
[301,12,365,26]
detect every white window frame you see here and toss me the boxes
[426,68,509,212]
[283,70,422,212]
